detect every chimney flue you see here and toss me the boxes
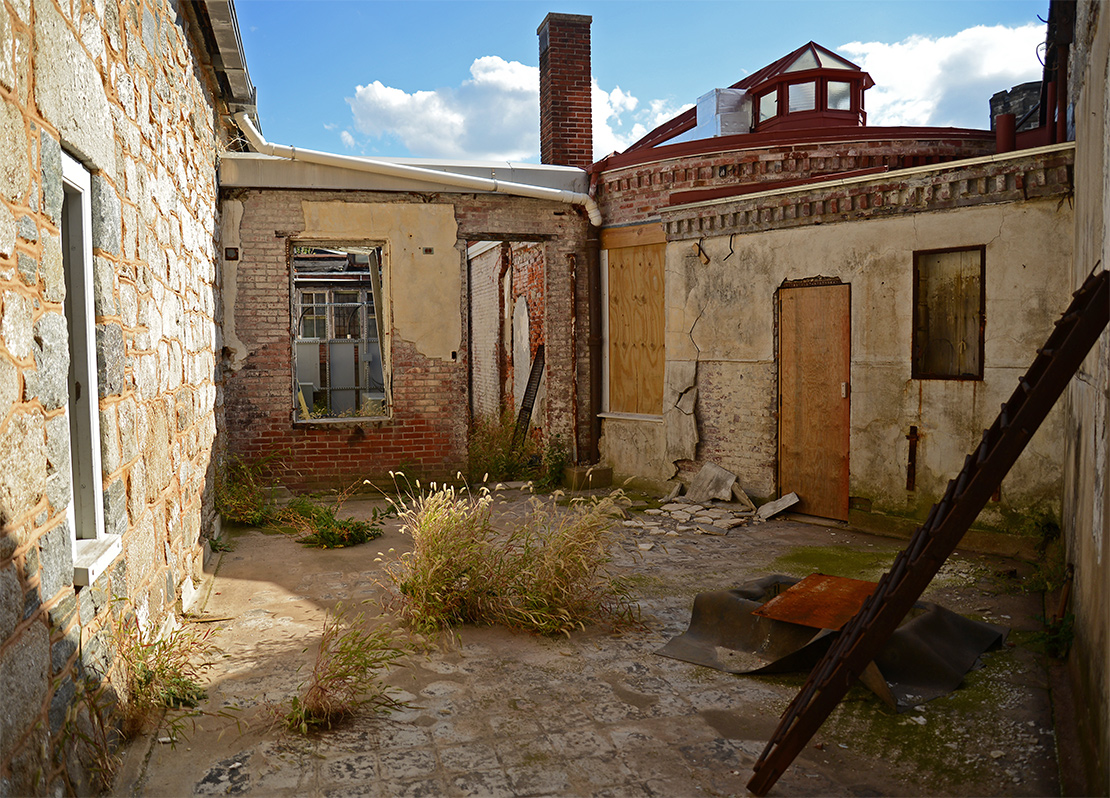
[538,13,593,169]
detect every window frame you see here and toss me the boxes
[291,242,391,422]
[62,151,121,586]
[911,245,986,381]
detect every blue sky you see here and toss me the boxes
[235,0,1049,162]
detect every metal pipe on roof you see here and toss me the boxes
[232,112,602,226]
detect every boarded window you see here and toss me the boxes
[912,247,985,379]
[608,243,665,414]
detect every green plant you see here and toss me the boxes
[1031,612,1075,659]
[283,606,410,733]
[214,454,279,525]
[57,679,125,794]
[272,490,384,549]
[535,433,569,491]
[468,409,539,482]
[207,535,235,552]
[385,484,638,636]
[112,613,217,738]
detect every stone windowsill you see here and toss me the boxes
[73,535,123,587]
[293,414,394,428]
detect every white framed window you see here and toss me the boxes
[62,152,120,586]
[292,245,389,419]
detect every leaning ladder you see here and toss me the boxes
[748,267,1110,796]
[512,345,545,451]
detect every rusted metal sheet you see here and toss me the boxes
[752,573,877,631]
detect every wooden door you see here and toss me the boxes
[608,243,665,415]
[778,282,851,521]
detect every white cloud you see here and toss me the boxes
[340,130,355,149]
[839,23,1045,129]
[347,56,689,161]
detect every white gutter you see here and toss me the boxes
[233,112,602,226]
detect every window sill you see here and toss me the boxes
[598,412,664,423]
[294,415,393,428]
[74,535,122,587]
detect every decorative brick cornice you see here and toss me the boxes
[659,144,1074,240]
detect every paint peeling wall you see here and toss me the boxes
[1063,1,1109,790]
[220,186,591,488]
[602,148,1076,523]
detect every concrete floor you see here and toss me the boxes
[117,487,1060,797]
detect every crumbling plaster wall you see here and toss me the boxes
[221,188,590,488]
[1063,1,1109,790]
[0,0,223,791]
[655,198,1073,523]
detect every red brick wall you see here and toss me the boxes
[597,136,997,227]
[539,13,593,169]
[223,189,593,489]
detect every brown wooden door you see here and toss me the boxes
[778,283,851,521]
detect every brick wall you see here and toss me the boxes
[539,13,593,169]
[0,0,224,791]
[597,135,997,227]
[222,189,592,487]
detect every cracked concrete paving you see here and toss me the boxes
[118,488,1060,797]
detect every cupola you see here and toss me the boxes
[747,42,874,133]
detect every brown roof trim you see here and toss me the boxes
[593,125,994,174]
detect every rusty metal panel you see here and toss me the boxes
[752,573,877,631]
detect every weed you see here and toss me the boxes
[214,454,279,525]
[111,613,217,738]
[468,409,539,482]
[283,606,411,733]
[535,433,569,491]
[385,484,638,636]
[273,495,383,548]
[1031,612,1075,659]
[207,535,235,552]
[217,457,382,548]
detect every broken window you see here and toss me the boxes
[912,246,985,380]
[293,245,389,419]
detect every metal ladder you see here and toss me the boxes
[512,345,545,451]
[748,266,1110,796]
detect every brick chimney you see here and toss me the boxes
[538,13,593,169]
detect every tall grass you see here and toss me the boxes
[385,485,637,636]
[284,606,410,733]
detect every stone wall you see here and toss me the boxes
[221,187,590,489]
[1063,1,1110,791]
[0,0,224,791]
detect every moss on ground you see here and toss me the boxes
[770,544,900,582]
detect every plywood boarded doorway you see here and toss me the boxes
[778,281,850,521]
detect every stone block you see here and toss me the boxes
[0,357,17,417]
[0,202,16,257]
[0,563,20,640]
[91,175,121,256]
[0,620,49,761]
[48,674,75,733]
[17,252,36,285]
[1,289,32,358]
[48,591,77,636]
[40,130,62,224]
[41,231,64,303]
[756,492,799,520]
[28,311,69,409]
[103,476,126,536]
[33,0,113,173]
[0,410,46,525]
[99,403,119,475]
[39,521,72,599]
[93,255,117,317]
[17,214,36,242]
[0,95,29,199]
[95,322,124,397]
